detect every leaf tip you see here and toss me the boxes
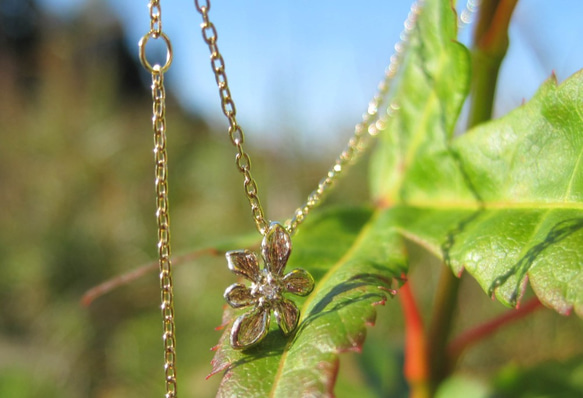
[564,306,573,317]
[337,344,363,355]
[207,361,229,380]
[371,295,388,307]
[456,267,465,278]
[378,286,397,296]
[489,289,496,301]
[215,312,231,331]
[550,69,558,83]
[319,358,340,395]
[510,276,529,308]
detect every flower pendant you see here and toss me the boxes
[223,222,315,349]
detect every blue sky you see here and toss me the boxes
[36,0,583,148]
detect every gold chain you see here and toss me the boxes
[194,0,269,235]
[194,0,422,236]
[139,1,178,397]
[286,2,421,233]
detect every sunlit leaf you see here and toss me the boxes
[370,0,471,205]
[211,207,405,396]
[368,0,583,316]
[390,72,583,316]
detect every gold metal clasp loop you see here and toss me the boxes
[139,31,173,74]
[194,0,211,13]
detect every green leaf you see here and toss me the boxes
[435,375,490,398]
[211,207,406,397]
[450,72,583,315]
[491,355,583,398]
[391,72,583,316]
[370,0,471,205]
[367,0,583,318]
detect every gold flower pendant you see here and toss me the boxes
[224,222,315,349]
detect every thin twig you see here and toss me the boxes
[81,247,221,307]
[448,296,544,361]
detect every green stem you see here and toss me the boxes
[427,266,462,394]
[426,1,519,394]
[468,0,518,126]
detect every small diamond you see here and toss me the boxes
[258,275,280,301]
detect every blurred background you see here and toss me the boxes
[0,0,582,397]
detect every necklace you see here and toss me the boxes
[193,0,421,350]
[135,0,479,395]
[138,1,177,397]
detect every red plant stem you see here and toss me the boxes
[399,280,430,398]
[448,297,544,361]
[80,247,220,307]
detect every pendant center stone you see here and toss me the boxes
[259,282,279,300]
[253,271,281,302]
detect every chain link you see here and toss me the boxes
[149,0,163,38]
[286,2,422,234]
[460,0,481,26]
[194,1,478,234]
[194,0,269,235]
[139,1,177,396]
[194,1,423,236]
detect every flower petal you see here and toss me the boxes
[224,283,256,308]
[230,307,269,349]
[261,222,291,276]
[226,250,260,282]
[273,298,299,336]
[282,268,315,296]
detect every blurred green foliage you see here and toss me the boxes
[0,2,581,398]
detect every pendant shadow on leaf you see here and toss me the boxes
[225,270,398,369]
[224,325,290,365]
[297,271,398,335]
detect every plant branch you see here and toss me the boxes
[399,280,430,398]
[80,247,220,307]
[426,265,462,393]
[448,297,543,362]
[467,0,519,126]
